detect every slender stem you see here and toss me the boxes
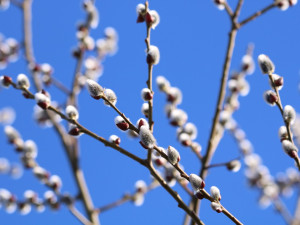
[268,74,300,170]
[238,3,276,27]
[273,199,293,225]
[69,205,94,225]
[292,189,300,225]
[223,2,233,18]
[233,0,244,19]
[51,76,71,95]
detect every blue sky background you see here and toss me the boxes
[0,0,300,224]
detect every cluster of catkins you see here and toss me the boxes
[1,125,70,214]
[0,34,18,70]
[155,76,202,156]
[258,54,299,160]
[0,188,73,215]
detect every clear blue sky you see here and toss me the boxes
[0,0,300,224]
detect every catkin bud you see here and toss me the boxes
[139,125,156,149]
[17,74,30,89]
[137,118,149,129]
[136,3,146,23]
[282,140,298,158]
[177,122,198,140]
[276,0,290,10]
[33,166,49,183]
[211,202,222,213]
[263,90,278,106]
[226,160,241,172]
[35,92,50,110]
[24,140,38,159]
[141,103,149,117]
[213,0,226,10]
[146,45,160,65]
[178,133,191,146]
[283,105,296,125]
[66,105,79,120]
[156,76,170,93]
[114,116,129,131]
[0,75,12,88]
[86,79,104,99]
[135,180,147,193]
[141,88,153,101]
[269,74,284,90]
[241,54,255,75]
[4,125,21,143]
[109,135,121,145]
[170,109,188,127]
[145,10,160,29]
[84,0,99,29]
[258,54,275,74]
[167,146,180,165]
[278,126,288,142]
[49,175,62,191]
[210,186,221,201]
[104,89,117,106]
[167,87,182,105]
[189,174,205,191]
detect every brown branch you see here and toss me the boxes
[50,76,72,95]
[21,2,99,224]
[69,205,94,225]
[238,3,276,27]
[273,199,293,225]
[268,74,300,171]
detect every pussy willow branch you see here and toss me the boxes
[99,94,242,224]
[69,205,94,225]
[22,1,99,224]
[238,2,277,27]
[189,1,279,223]
[273,199,293,225]
[268,74,300,170]
[144,1,154,132]
[95,181,158,213]
[50,77,71,95]
[292,191,300,225]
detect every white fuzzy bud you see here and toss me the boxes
[19,203,31,215]
[141,88,153,101]
[263,90,278,106]
[213,0,226,10]
[35,92,51,110]
[258,54,275,74]
[226,160,241,172]
[33,166,49,183]
[167,146,180,165]
[189,174,205,191]
[283,105,296,125]
[135,180,147,193]
[114,116,129,131]
[146,45,160,65]
[170,109,188,126]
[49,175,62,191]
[4,125,21,143]
[84,0,99,29]
[191,142,202,153]
[241,54,255,75]
[276,0,290,10]
[269,74,284,90]
[177,122,198,140]
[109,135,121,145]
[17,74,30,89]
[211,202,222,213]
[148,10,160,29]
[141,103,149,117]
[282,140,298,158]
[156,76,170,92]
[210,186,221,201]
[24,140,38,159]
[0,158,9,173]
[139,125,156,149]
[66,105,79,120]
[104,89,117,106]
[178,133,191,146]
[167,87,182,105]
[278,126,288,141]
[86,79,104,99]
[137,118,149,129]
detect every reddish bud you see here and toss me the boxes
[68,127,80,136]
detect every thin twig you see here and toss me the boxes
[273,199,293,225]
[238,3,276,27]
[51,76,72,95]
[69,205,94,225]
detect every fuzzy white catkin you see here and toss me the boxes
[226,160,241,172]
[210,186,221,201]
[282,140,298,155]
[167,87,182,105]
[49,175,62,190]
[139,125,156,149]
[17,73,30,89]
[147,45,160,65]
[24,140,38,159]
[148,10,160,29]
[170,109,188,126]
[167,146,180,165]
[211,202,222,213]
[189,174,204,191]
[258,54,275,74]
[104,89,117,106]
[156,76,170,92]
[86,79,104,99]
[278,126,288,140]
[136,3,146,16]
[66,105,79,120]
[283,105,296,125]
